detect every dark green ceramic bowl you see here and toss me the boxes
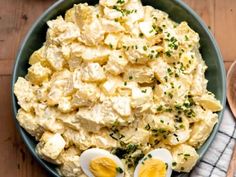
[11,0,226,176]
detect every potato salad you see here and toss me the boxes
[14,0,223,176]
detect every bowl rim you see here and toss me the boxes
[11,0,226,176]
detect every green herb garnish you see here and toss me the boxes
[116,167,124,173]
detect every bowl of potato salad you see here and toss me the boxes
[12,0,226,176]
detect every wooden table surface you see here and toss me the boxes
[0,0,235,176]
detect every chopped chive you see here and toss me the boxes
[185,35,189,41]
[116,167,124,173]
[141,89,147,93]
[143,46,147,51]
[172,162,177,166]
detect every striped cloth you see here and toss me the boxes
[190,106,236,177]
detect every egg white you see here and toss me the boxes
[134,148,173,177]
[80,148,124,177]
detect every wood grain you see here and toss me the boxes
[0,0,54,176]
[183,0,215,34]
[0,76,49,177]
[0,0,54,75]
[0,0,235,176]
[215,0,236,63]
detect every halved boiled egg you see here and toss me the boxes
[134,148,173,177]
[80,148,124,177]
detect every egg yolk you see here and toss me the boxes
[89,157,117,177]
[138,158,167,177]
